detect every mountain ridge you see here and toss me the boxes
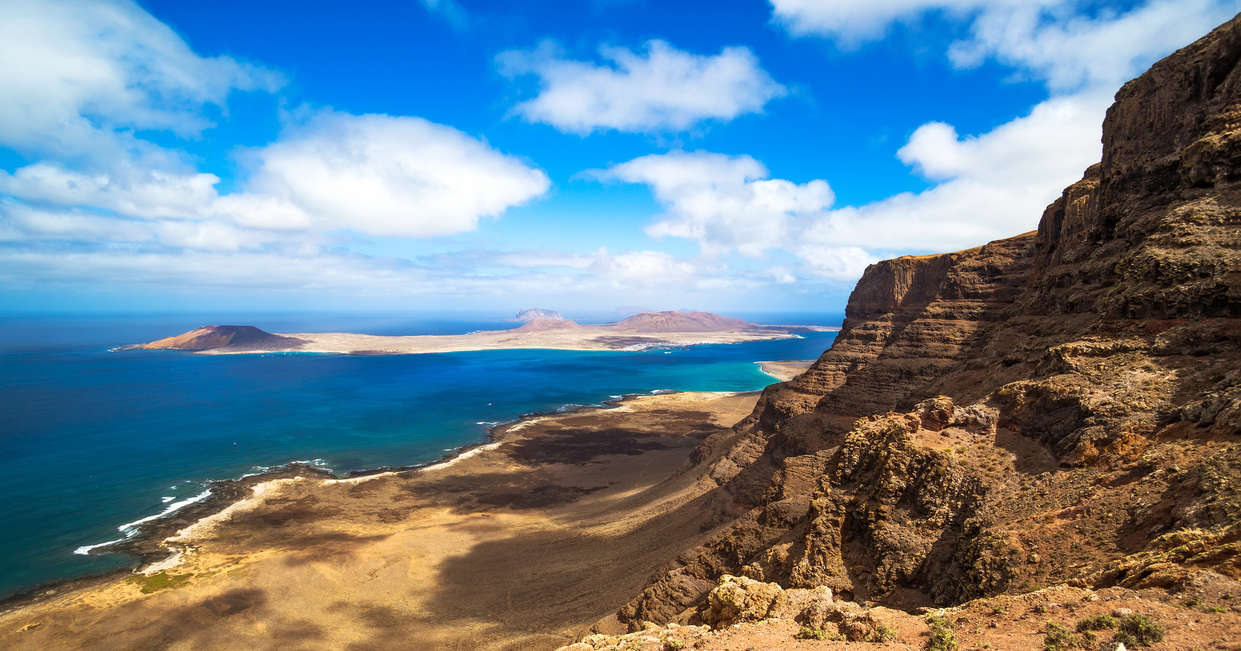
[615,311,754,333]
[603,12,1241,638]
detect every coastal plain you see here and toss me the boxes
[129,312,837,356]
[0,392,762,650]
[257,325,817,356]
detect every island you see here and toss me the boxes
[124,311,837,355]
[513,308,565,322]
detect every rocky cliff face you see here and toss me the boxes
[613,13,1241,631]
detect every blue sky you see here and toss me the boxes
[0,0,1235,315]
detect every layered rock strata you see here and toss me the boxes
[614,13,1241,631]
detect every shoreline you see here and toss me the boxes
[0,388,764,648]
[128,324,839,356]
[0,387,756,614]
[755,359,815,382]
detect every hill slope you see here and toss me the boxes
[131,325,307,352]
[616,311,753,332]
[608,11,1241,637]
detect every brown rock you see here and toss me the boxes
[617,12,1241,630]
[130,325,306,352]
[700,575,783,628]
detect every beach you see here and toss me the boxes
[0,390,760,650]
[755,359,814,381]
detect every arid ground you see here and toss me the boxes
[0,392,759,650]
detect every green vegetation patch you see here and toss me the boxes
[795,624,843,641]
[1076,614,1117,631]
[1114,614,1164,647]
[133,571,191,594]
[1044,621,1095,650]
[924,615,957,651]
[869,624,897,642]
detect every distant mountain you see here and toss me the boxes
[514,308,563,322]
[513,317,581,332]
[614,311,753,332]
[129,325,305,351]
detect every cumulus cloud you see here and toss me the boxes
[498,40,785,133]
[595,151,883,281]
[597,152,833,257]
[796,91,1108,262]
[947,0,1237,90]
[0,110,551,239]
[771,0,1235,90]
[790,245,880,281]
[235,111,550,237]
[590,249,698,286]
[0,0,281,165]
[0,163,221,220]
[0,199,291,253]
[770,0,995,43]
[595,97,1111,280]
[753,0,1237,285]
[0,0,582,305]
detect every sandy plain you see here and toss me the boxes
[195,326,832,355]
[0,391,761,650]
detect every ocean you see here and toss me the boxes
[0,313,839,600]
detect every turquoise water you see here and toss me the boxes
[0,314,838,599]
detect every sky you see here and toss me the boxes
[0,0,1236,316]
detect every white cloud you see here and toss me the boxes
[493,251,596,269]
[0,201,155,243]
[0,110,550,240]
[498,40,785,133]
[770,0,996,43]
[948,0,1237,90]
[803,91,1108,254]
[0,163,221,220]
[595,89,1105,279]
[598,151,833,257]
[771,0,1235,90]
[0,200,288,252]
[0,0,760,307]
[790,245,879,280]
[593,151,881,282]
[591,249,698,286]
[237,111,551,237]
[0,1,548,242]
[759,0,1236,285]
[0,0,281,165]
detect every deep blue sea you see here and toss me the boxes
[0,312,839,599]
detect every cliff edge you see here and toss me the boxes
[608,12,1241,638]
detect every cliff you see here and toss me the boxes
[607,13,1241,637]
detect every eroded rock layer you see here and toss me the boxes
[614,13,1241,631]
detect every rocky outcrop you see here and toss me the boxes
[614,13,1241,632]
[615,311,753,332]
[129,325,306,352]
